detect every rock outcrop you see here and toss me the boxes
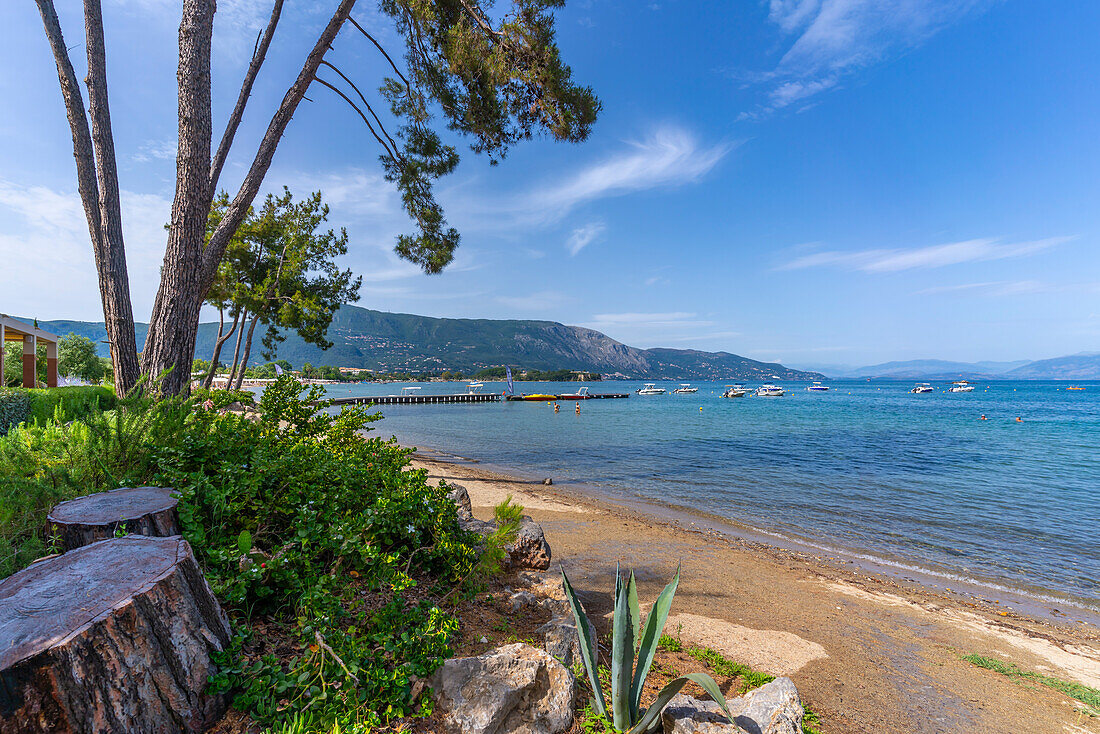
[429,643,574,734]
[661,678,805,734]
[505,519,551,571]
[45,486,180,552]
[0,535,231,733]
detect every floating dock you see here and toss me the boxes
[330,393,501,406]
[505,392,629,401]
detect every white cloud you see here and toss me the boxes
[566,222,604,256]
[133,139,178,163]
[588,311,700,325]
[524,126,732,222]
[777,236,1071,272]
[743,0,988,115]
[0,179,170,318]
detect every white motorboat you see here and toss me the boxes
[673,383,698,393]
[466,382,485,394]
[948,381,975,393]
[720,384,748,398]
[806,382,829,392]
[910,383,934,394]
[755,384,784,397]
[636,383,666,395]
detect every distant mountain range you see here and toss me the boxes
[793,354,1100,380]
[30,306,824,381]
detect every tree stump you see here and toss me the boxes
[46,486,179,552]
[0,535,231,733]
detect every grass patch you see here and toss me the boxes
[684,645,824,733]
[962,653,1100,716]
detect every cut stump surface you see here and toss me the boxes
[0,535,231,733]
[46,486,179,551]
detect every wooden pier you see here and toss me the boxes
[330,393,501,406]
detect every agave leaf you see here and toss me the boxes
[610,564,635,729]
[561,566,607,719]
[629,564,680,719]
[627,570,641,645]
[628,672,732,734]
[626,570,642,720]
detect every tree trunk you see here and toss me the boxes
[233,314,261,390]
[34,0,140,396]
[202,308,239,389]
[45,486,179,553]
[140,0,215,397]
[137,0,357,396]
[0,535,230,733]
[224,309,248,390]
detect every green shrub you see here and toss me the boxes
[0,375,486,731]
[191,387,256,409]
[0,388,31,435]
[25,386,116,424]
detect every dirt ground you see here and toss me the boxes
[410,455,1100,734]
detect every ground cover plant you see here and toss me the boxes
[0,376,486,732]
[962,653,1099,718]
[0,385,115,435]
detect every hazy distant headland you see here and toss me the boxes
[31,305,823,381]
[792,355,1100,381]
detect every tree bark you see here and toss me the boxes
[34,0,140,396]
[233,314,261,390]
[140,0,215,397]
[202,308,239,389]
[0,536,230,733]
[141,0,358,396]
[45,486,180,553]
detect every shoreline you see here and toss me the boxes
[407,446,1100,731]
[410,443,1100,628]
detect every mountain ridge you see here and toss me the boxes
[28,306,825,381]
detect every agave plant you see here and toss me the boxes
[560,564,733,733]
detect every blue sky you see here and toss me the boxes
[2,0,1098,367]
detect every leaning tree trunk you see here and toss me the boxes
[232,314,261,390]
[224,309,248,390]
[140,0,357,396]
[0,535,230,733]
[202,308,239,389]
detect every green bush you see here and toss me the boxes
[0,376,485,731]
[190,386,256,409]
[0,388,31,435]
[25,386,116,425]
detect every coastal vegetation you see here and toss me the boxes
[0,376,491,730]
[199,189,361,391]
[562,565,733,733]
[961,654,1100,717]
[0,385,115,436]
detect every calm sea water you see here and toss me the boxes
[321,379,1099,613]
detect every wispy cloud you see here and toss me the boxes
[495,290,572,311]
[523,126,733,222]
[916,279,1100,297]
[133,139,177,163]
[566,222,605,256]
[741,0,988,117]
[0,179,170,317]
[777,236,1071,272]
[586,312,706,326]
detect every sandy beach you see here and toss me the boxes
[410,452,1100,733]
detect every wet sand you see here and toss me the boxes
[410,452,1100,733]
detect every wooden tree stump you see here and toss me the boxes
[0,535,231,733]
[46,486,180,552]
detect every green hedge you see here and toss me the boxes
[0,386,115,434]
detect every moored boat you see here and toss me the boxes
[807,382,829,392]
[755,384,784,397]
[911,383,934,394]
[673,383,698,393]
[636,383,666,395]
[720,384,748,398]
[948,381,975,393]
[557,386,594,399]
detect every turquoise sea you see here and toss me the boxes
[321,379,1099,616]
